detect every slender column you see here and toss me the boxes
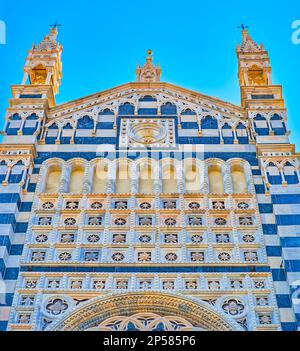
[34,119,42,135]
[233,128,238,144]
[18,118,26,135]
[22,72,29,85]
[55,128,62,144]
[279,167,287,186]
[3,165,12,185]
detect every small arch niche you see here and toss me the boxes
[185,163,201,193]
[139,163,154,194]
[92,162,108,193]
[162,163,177,194]
[45,165,62,193]
[69,164,85,194]
[208,165,224,194]
[116,162,130,194]
[231,165,248,194]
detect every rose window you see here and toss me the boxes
[36,234,48,243]
[215,218,227,226]
[139,234,151,243]
[191,252,204,262]
[64,218,76,226]
[138,252,152,262]
[191,234,203,243]
[218,252,231,261]
[239,216,253,226]
[242,234,255,243]
[140,202,151,210]
[114,218,127,226]
[58,252,72,261]
[165,253,178,262]
[129,122,166,145]
[222,299,245,316]
[91,202,103,210]
[165,218,177,226]
[112,252,125,262]
[237,202,250,210]
[46,298,68,316]
[87,234,100,243]
[42,202,54,210]
[189,202,201,210]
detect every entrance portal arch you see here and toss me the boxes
[47,292,243,331]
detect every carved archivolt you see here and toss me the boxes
[47,292,243,331]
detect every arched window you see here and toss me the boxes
[185,163,201,193]
[69,164,85,194]
[119,103,135,115]
[139,163,154,194]
[45,165,62,193]
[92,162,108,193]
[231,165,248,194]
[208,165,224,194]
[116,162,130,194]
[201,116,218,129]
[162,163,177,193]
[161,102,177,115]
[77,116,94,129]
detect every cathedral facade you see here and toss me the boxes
[0,27,299,331]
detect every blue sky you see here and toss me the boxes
[0,0,299,147]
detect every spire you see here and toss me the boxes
[236,27,264,53]
[22,25,63,96]
[33,25,61,52]
[136,50,162,82]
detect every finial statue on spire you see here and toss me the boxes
[136,50,162,82]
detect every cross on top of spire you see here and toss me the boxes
[50,22,62,29]
[238,24,249,31]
